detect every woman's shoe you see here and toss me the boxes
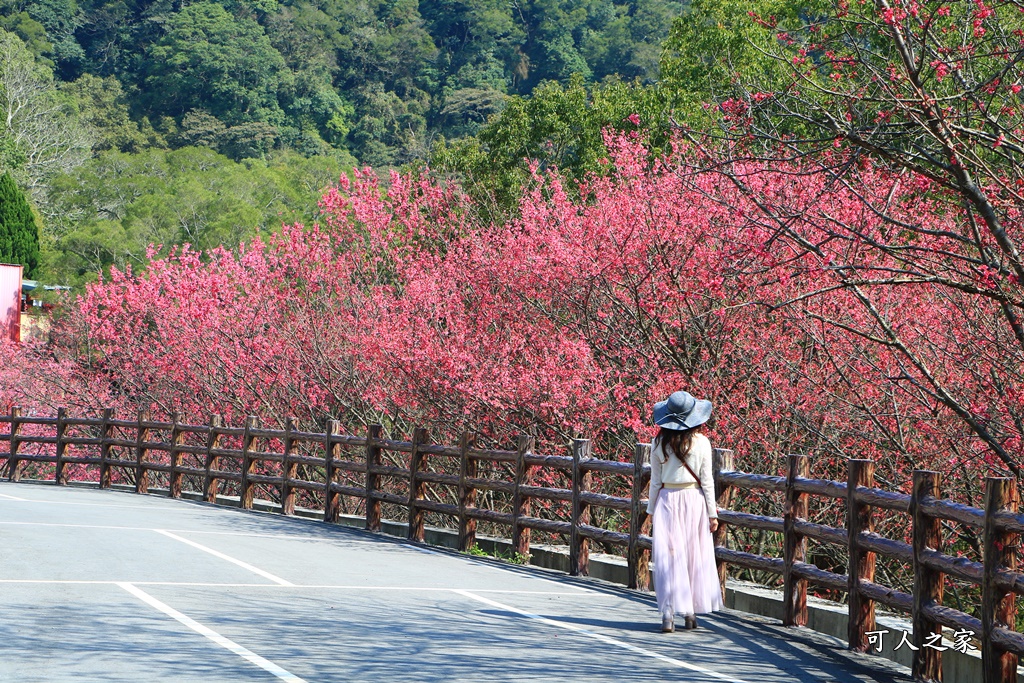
[661,614,674,633]
[683,615,698,630]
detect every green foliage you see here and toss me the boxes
[60,73,163,152]
[0,134,26,171]
[42,146,353,285]
[348,82,431,167]
[0,29,91,193]
[144,3,288,126]
[432,0,825,214]
[432,74,673,213]
[466,542,531,565]
[434,86,506,140]
[658,0,827,131]
[0,0,83,74]
[0,9,51,63]
[2,0,691,166]
[508,0,684,88]
[0,171,39,276]
[420,0,523,92]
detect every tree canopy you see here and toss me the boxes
[0,170,38,276]
[0,0,690,166]
[44,146,349,286]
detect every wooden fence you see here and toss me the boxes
[0,406,1020,683]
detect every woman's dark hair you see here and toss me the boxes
[656,425,700,462]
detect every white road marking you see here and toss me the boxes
[0,520,382,542]
[0,578,584,594]
[0,519,588,593]
[0,521,160,531]
[0,497,195,510]
[118,582,307,683]
[0,579,276,586]
[453,590,750,683]
[170,528,350,540]
[0,520,450,544]
[0,521,309,535]
[155,530,295,586]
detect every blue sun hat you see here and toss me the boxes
[652,391,712,431]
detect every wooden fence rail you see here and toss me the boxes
[0,407,1018,683]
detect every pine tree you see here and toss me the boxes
[0,172,39,278]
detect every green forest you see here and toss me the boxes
[0,0,778,286]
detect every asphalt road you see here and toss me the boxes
[0,481,913,682]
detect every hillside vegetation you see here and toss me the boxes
[0,0,700,285]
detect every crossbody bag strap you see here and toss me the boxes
[681,457,702,488]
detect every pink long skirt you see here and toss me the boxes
[652,488,724,616]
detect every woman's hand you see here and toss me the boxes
[709,518,718,533]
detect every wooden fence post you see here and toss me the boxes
[364,424,382,531]
[281,417,298,515]
[457,431,478,551]
[846,458,876,652]
[713,448,735,600]
[99,408,114,489]
[406,427,428,542]
[135,410,151,494]
[54,408,67,485]
[629,442,651,591]
[168,412,184,498]
[911,470,943,682]
[512,434,535,558]
[570,438,591,577]
[5,406,21,481]
[239,416,258,509]
[323,420,341,523]
[783,453,809,626]
[203,415,223,503]
[982,477,1018,683]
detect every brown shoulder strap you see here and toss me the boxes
[681,457,701,487]
[666,440,703,487]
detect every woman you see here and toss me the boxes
[647,390,723,632]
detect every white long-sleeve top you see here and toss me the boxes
[646,432,717,518]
